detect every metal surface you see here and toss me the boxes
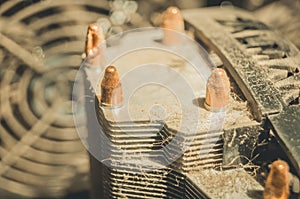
[183,7,298,121]
[183,6,300,181]
[269,107,300,177]
[88,6,300,199]
[1,1,299,198]
[187,169,263,199]
[86,26,262,198]
[255,0,300,49]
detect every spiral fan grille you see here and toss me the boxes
[0,0,109,198]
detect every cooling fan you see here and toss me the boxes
[0,0,109,198]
